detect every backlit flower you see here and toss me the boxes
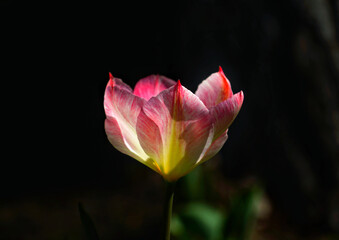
[104,67,244,182]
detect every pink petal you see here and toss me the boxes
[133,74,176,100]
[197,130,228,165]
[210,91,244,141]
[136,81,213,181]
[104,76,159,171]
[136,109,163,164]
[195,66,233,108]
[108,73,133,92]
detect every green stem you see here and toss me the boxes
[164,181,176,240]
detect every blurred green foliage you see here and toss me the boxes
[223,185,263,240]
[172,167,263,240]
[172,202,225,240]
[77,166,264,240]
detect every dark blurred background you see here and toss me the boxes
[1,0,339,239]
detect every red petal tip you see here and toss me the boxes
[218,66,224,74]
[107,73,114,88]
[177,79,181,87]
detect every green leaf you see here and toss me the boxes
[223,185,263,240]
[78,202,100,240]
[172,202,225,240]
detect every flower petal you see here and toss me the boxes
[133,74,177,100]
[210,91,244,141]
[108,73,133,92]
[136,81,213,181]
[197,130,228,165]
[195,66,233,108]
[104,76,159,172]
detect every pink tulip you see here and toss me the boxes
[104,67,244,182]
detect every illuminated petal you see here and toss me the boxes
[133,74,176,100]
[210,91,244,141]
[197,130,228,165]
[136,81,213,181]
[195,66,233,108]
[108,72,133,92]
[104,76,158,172]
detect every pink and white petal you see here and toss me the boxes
[105,118,141,161]
[167,114,213,181]
[210,91,244,141]
[137,81,213,181]
[104,78,143,128]
[197,130,228,165]
[108,73,133,92]
[104,77,156,169]
[136,109,164,172]
[105,118,159,173]
[195,66,233,108]
[133,75,176,100]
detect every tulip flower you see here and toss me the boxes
[104,67,244,182]
[104,67,243,239]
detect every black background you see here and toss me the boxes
[1,0,339,239]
